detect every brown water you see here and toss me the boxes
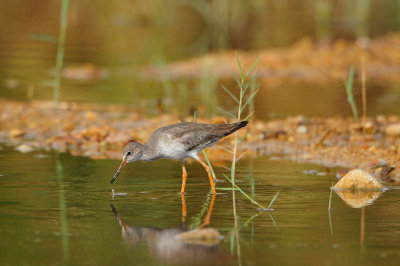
[2,3,400,263]
[1,145,400,265]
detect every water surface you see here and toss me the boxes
[1,145,400,265]
[1,1,400,119]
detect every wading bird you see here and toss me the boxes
[111,121,248,194]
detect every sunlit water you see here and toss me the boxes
[1,145,400,265]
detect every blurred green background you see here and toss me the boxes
[1,0,400,118]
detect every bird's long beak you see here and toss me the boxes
[110,160,127,184]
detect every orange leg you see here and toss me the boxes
[198,159,216,194]
[181,193,187,223]
[181,162,188,194]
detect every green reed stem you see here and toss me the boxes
[268,191,280,209]
[345,67,359,122]
[193,111,216,181]
[54,0,69,103]
[328,183,334,236]
[202,150,216,180]
[218,54,280,210]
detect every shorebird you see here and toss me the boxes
[110,121,248,194]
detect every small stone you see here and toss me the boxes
[34,154,49,159]
[15,144,34,153]
[297,125,307,134]
[361,121,374,134]
[302,169,318,175]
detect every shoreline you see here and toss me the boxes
[1,99,399,182]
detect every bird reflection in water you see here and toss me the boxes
[110,194,232,265]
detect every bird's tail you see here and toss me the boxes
[223,121,248,137]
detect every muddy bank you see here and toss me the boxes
[1,100,399,181]
[243,116,400,182]
[145,33,400,87]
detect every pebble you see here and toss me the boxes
[15,144,34,153]
[297,125,307,134]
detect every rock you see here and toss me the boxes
[297,125,307,134]
[85,111,98,121]
[361,121,374,134]
[386,123,400,136]
[9,129,26,138]
[15,144,34,153]
[334,169,383,190]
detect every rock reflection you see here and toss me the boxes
[334,190,382,208]
[110,195,231,265]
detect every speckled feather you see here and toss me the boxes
[122,121,248,162]
[149,121,248,152]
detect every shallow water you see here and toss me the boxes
[1,145,400,265]
[2,1,400,119]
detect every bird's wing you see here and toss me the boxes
[167,123,239,151]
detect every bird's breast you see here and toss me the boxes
[157,135,189,160]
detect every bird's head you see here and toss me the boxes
[110,142,143,184]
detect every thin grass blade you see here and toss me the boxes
[233,72,242,88]
[345,67,359,122]
[230,160,235,181]
[219,146,233,154]
[244,55,262,80]
[346,67,354,93]
[223,174,267,209]
[235,152,246,163]
[328,183,334,236]
[230,232,235,254]
[202,150,216,180]
[237,132,249,145]
[268,191,280,209]
[222,85,239,104]
[268,212,279,231]
[236,51,244,78]
[328,183,333,210]
[250,176,255,200]
[240,89,259,113]
[53,0,70,103]
[242,72,257,96]
[242,111,254,121]
[217,107,236,119]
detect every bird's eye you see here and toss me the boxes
[126,151,132,156]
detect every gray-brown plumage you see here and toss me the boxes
[111,121,248,194]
